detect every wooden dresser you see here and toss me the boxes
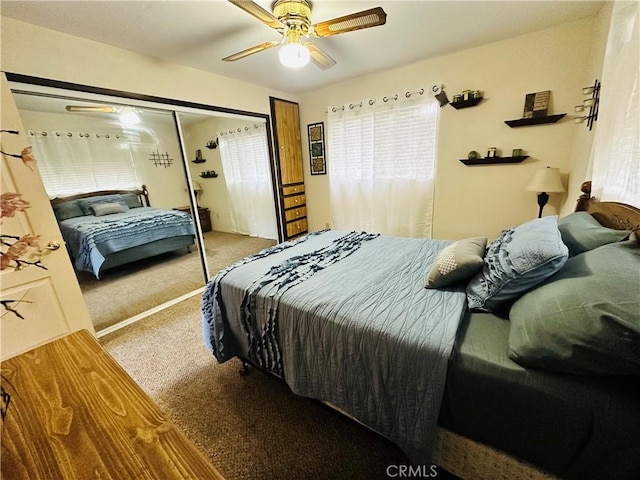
[0,330,225,480]
[270,97,308,240]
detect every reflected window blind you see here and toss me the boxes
[30,132,140,196]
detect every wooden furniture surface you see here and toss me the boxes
[0,330,225,480]
[270,97,308,240]
[174,205,212,232]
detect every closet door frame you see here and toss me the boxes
[6,72,281,272]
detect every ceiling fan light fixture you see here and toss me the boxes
[119,109,140,126]
[279,42,310,69]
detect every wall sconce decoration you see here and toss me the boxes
[205,139,218,149]
[574,79,601,130]
[149,150,174,168]
[192,149,206,164]
[526,166,566,218]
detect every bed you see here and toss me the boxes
[51,185,196,278]
[201,181,640,479]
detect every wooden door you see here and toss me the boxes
[1,74,93,360]
[269,97,308,240]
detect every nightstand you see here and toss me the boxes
[174,206,212,232]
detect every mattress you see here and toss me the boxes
[439,311,640,479]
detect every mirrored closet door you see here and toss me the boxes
[10,81,278,334]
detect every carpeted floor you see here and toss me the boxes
[99,295,423,480]
[78,231,275,332]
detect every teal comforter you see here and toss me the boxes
[202,230,467,464]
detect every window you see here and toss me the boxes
[28,130,140,196]
[327,96,439,237]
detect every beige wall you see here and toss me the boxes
[0,17,298,122]
[299,15,607,240]
[2,12,609,242]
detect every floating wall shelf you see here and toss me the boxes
[449,97,483,109]
[504,114,566,127]
[460,155,529,166]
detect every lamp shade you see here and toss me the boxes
[526,167,566,193]
[192,181,202,193]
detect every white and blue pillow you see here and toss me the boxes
[466,216,569,313]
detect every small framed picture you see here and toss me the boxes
[307,122,326,175]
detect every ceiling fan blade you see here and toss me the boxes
[303,42,336,70]
[65,105,117,113]
[311,7,387,38]
[228,0,284,29]
[222,40,280,62]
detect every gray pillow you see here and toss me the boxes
[558,211,630,256]
[52,200,85,221]
[92,202,126,216]
[466,216,569,313]
[121,192,143,209]
[77,195,129,215]
[425,237,487,288]
[509,240,640,375]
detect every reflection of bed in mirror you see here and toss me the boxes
[51,185,196,279]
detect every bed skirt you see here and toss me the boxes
[434,428,559,480]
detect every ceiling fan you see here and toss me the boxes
[223,0,387,69]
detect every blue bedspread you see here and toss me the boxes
[59,207,195,278]
[202,230,467,465]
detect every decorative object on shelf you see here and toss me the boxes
[149,150,173,168]
[460,155,529,166]
[505,90,566,127]
[205,139,218,149]
[523,90,550,119]
[574,79,601,131]
[199,170,218,178]
[449,89,483,109]
[307,121,326,175]
[526,166,566,218]
[512,148,523,157]
[486,147,499,158]
[467,150,479,160]
[192,149,206,164]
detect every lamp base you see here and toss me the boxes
[536,192,549,218]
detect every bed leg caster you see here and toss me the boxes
[239,361,251,376]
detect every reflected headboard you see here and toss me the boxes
[50,185,150,207]
[575,181,640,233]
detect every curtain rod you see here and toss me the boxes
[28,130,128,139]
[218,123,263,136]
[326,84,444,113]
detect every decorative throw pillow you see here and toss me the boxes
[425,237,487,289]
[557,211,630,256]
[466,216,569,313]
[92,202,126,216]
[508,240,640,375]
[77,195,129,215]
[52,200,85,221]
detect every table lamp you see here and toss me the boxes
[526,166,566,218]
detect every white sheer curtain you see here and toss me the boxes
[328,95,438,238]
[28,130,139,196]
[590,1,639,205]
[218,124,277,239]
